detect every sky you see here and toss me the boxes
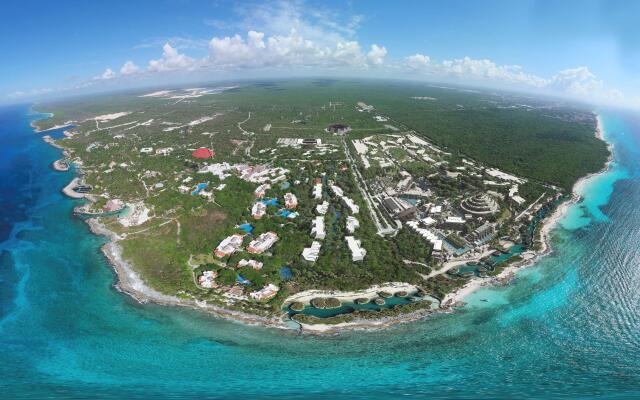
[2,0,639,107]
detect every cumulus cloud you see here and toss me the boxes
[406,55,546,88]
[366,44,387,66]
[205,29,383,70]
[120,61,141,75]
[402,54,628,104]
[406,54,431,69]
[148,43,196,72]
[95,68,116,80]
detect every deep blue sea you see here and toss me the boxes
[1,104,639,399]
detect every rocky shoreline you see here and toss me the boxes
[37,110,613,335]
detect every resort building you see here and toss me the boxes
[460,193,500,216]
[249,284,280,301]
[237,259,263,270]
[251,202,267,219]
[302,241,322,262]
[103,199,124,212]
[342,197,360,214]
[469,222,496,246]
[330,185,344,197]
[198,270,218,288]
[383,197,417,220]
[284,192,298,209]
[313,182,323,200]
[155,147,173,156]
[429,205,443,215]
[508,185,526,206]
[192,147,215,159]
[442,216,466,231]
[345,236,366,262]
[214,234,244,257]
[311,216,326,240]
[254,183,271,198]
[197,162,234,180]
[406,220,443,253]
[316,201,329,215]
[330,183,359,213]
[326,123,351,135]
[247,232,279,254]
[224,285,247,300]
[346,216,360,233]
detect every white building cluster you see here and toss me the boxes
[330,184,359,214]
[406,220,443,252]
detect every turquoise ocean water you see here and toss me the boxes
[1,104,639,399]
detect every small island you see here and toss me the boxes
[33,80,609,333]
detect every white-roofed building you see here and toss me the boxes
[346,216,360,233]
[330,185,344,197]
[249,284,279,301]
[345,236,366,261]
[312,183,323,200]
[316,201,329,215]
[254,183,271,198]
[198,270,218,288]
[311,216,326,240]
[214,234,244,257]
[252,202,267,219]
[302,241,322,262]
[247,232,278,254]
[342,197,360,214]
[237,259,263,270]
[284,192,298,209]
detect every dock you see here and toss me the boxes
[52,159,69,172]
[62,177,90,199]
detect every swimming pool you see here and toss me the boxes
[191,182,208,195]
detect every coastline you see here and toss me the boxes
[87,218,291,331]
[38,109,614,335]
[442,114,613,307]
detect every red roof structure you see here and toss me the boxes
[192,148,215,159]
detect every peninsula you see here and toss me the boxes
[34,80,609,332]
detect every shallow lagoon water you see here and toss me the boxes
[1,106,640,398]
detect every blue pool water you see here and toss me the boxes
[238,223,253,233]
[261,198,278,206]
[279,266,293,280]
[236,274,251,285]
[191,182,208,196]
[1,105,640,398]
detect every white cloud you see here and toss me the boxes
[205,29,383,70]
[148,43,196,72]
[406,55,546,88]
[95,68,116,80]
[120,61,141,75]
[11,0,635,108]
[406,54,431,69]
[367,44,387,66]
[7,87,53,99]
